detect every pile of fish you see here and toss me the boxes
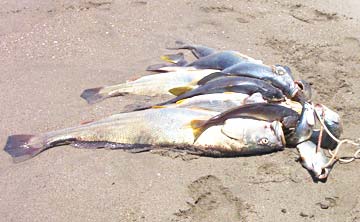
[4,41,343,181]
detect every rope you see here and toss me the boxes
[313,104,360,169]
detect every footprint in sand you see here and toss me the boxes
[289,4,340,24]
[173,175,248,222]
[199,6,234,13]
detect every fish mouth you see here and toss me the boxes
[290,87,299,98]
[271,121,286,146]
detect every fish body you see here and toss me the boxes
[158,93,266,112]
[80,69,217,104]
[148,51,261,72]
[213,63,298,98]
[297,141,332,180]
[4,108,285,162]
[186,51,262,70]
[134,76,285,111]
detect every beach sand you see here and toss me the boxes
[1,0,360,221]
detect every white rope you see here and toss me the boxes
[313,104,360,168]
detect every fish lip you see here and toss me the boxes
[290,87,299,98]
[317,168,330,180]
[280,127,286,146]
[272,121,286,146]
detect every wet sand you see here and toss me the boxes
[1,0,360,221]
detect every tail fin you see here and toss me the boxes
[146,63,174,72]
[160,53,187,66]
[166,40,190,50]
[80,87,107,104]
[4,135,45,163]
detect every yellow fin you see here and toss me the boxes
[224,91,235,94]
[160,55,176,64]
[190,119,207,142]
[169,86,193,96]
[176,99,187,104]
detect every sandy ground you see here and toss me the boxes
[1,0,360,221]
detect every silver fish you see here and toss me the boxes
[297,141,332,180]
[155,93,266,112]
[80,68,217,104]
[147,41,262,71]
[4,108,285,162]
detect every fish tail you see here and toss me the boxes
[146,63,173,72]
[166,40,190,50]
[160,53,187,66]
[80,87,108,104]
[4,134,47,163]
[81,84,133,104]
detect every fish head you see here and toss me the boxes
[313,104,342,149]
[315,104,343,136]
[272,65,298,98]
[297,141,332,180]
[221,119,285,153]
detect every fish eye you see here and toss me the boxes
[258,138,269,145]
[275,67,286,75]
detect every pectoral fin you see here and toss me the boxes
[187,119,208,142]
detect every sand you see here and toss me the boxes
[1,0,360,221]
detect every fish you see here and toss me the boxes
[4,108,285,162]
[185,51,262,70]
[167,40,217,58]
[134,76,285,111]
[297,141,332,180]
[154,92,266,112]
[147,51,262,72]
[198,63,298,98]
[189,103,299,141]
[310,104,343,149]
[286,102,315,146]
[80,69,218,104]
[146,41,263,72]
